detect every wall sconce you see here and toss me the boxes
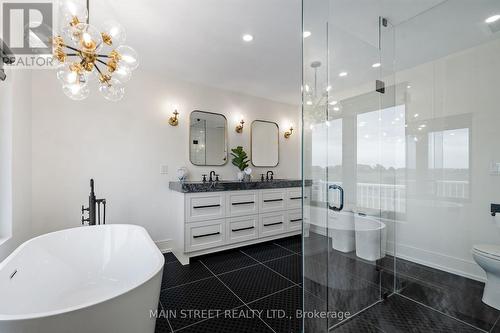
[169,110,179,126]
[235,119,245,133]
[284,127,294,139]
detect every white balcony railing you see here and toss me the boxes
[311,179,468,213]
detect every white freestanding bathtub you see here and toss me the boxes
[328,211,356,253]
[0,224,165,333]
[355,215,386,261]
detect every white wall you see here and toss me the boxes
[30,70,300,245]
[393,38,500,281]
[0,70,33,261]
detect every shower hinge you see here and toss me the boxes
[376,80,385,94]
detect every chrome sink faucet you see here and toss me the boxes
[266,171,274,181]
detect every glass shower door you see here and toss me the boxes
[302,1,397,332]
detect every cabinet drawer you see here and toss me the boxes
[259,212,286,237]
[287,188,304,209]
[186,193,226,222]
[185,219,225,252]
[260,189,286,213]
[226,191,259,217]
[287,209,303,232]
[227,215,259,244]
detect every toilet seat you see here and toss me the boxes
[473,245,500,261]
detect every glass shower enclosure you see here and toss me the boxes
[302,2,397,331]
[302,0,500,332]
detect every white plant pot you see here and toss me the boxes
[237,171,244,181]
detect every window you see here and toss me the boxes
[428,128,470,199]
[357,105,406,213]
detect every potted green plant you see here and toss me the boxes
[231,146,250,181]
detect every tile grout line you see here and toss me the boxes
[397,293,488,333]
[272,241,301,255]
[173,304,248,332]
[239,250,301,287]
[160,275,214,292]
[328,299,384,331]
[158,299,175,333]
[239,248,296,264]
[211,262,261,276]
[490,315,500,333]
[246,284,298,307]
[164,239,301,332]
[170,259,249,333]
[199,260,278,333]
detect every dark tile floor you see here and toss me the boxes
[332,294,482,333]
[156,233,500,333]
[156,235,303,333]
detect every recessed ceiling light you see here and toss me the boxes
[372,63,381,68]
[329,100,338,106]
[306,100,313,105]
[485,15,500,24]
[242,34,254,42]
[333,107,340,112]
[407,85,412,89]
[303,31,311,38]
[339,72,348,77]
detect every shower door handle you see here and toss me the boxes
[328,184,344,211]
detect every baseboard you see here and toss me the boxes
[155,239,173,253]
[392,242,486,282]
[307,224,486,282]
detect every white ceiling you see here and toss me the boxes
[88,0,500,106]
[91,0,302,106]
[304,0,500,98]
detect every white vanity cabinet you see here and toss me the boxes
[170,186,307,264]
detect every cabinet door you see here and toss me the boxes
[186,193,226,223]
[287,188,304,209]
[185,219,225,252]
[260,189,286,213]
[227,215,259,244]
[287,209,303,232]
[259,211,286,237]
[226,191,259,217]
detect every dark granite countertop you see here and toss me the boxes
[169,179,312,193]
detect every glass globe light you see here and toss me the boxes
[99,78,125,101]
[61,23,89,47]
[57,63,87,85]
[102,21,126,46]
[115,45,139,70]
[112,65,132,83]
[63,82,90,101]
[74,23,104,52]
[59,1,88,26]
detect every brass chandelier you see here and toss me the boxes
[53,0,138,101]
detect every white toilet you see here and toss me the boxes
[472,244,500,310]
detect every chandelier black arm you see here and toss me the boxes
[96,59,107,66]
[66,53,80,57]
[96,54,110,58]
[63,45,80,52]
[94,63,103,75]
